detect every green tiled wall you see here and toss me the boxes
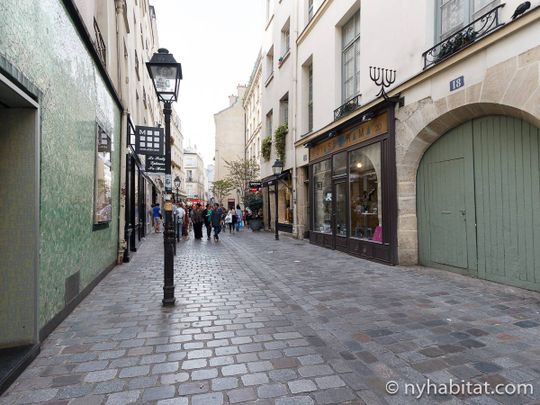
[0,0,121,328]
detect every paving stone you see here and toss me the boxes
[257,383,288,398]
[105,390,141,405]
[241,372,270,386]
[298,365,334,378]
[157,398,188,405]
[118,365,150,378]
[222,364,248,376]
[160,372,190,385]
[92,380,126,395]
[151,362,179,375]
[84,369,118,383]
[181,359,208,370]
[211,377,239,391]
[127,375,158,390]
[191,368,218,380]
[227,387,257,403]
[269,368,298,382]
[177,381,209,396]
[315,375,346,389]
[141,385,176,401]
[275,396,315,405]
[191,392,224,405]
[288,379,317,393]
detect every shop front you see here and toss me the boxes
[262,170,294,234]
[307,106,397,264]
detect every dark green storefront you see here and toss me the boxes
[418,115,540,291]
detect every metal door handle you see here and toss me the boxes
[460,210,466,215]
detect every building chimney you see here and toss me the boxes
[228,95,238,106]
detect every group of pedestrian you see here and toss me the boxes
[151,201,250,242]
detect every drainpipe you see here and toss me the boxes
[115,0,128,263]
[291,0,299,238]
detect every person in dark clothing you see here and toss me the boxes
[203,203,212,240]
[191,203,204,239]
[210,203,223,241]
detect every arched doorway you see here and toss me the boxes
[417,115,540,291]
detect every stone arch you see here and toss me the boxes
[395,98,540,265]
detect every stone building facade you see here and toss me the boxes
[253,0,540,291]
[213,85,247,208]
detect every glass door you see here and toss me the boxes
[333,180,348,249]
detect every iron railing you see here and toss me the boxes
[93,19,107,67]
[422,4,505,69]
[334,94,361,121]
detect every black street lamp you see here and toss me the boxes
[272,159,283,241]
[174,176,181,203]
[147,48,182,307]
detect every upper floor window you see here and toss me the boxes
[266,110,273,138]
[437,0,499,40]
[281,20,291,57]
[342,11,360,102]
[308,63,313,132]
[280,93,289,126]
[265,46,274,82]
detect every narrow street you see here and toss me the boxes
[1,232,540,404]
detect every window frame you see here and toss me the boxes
[341,11,361,103]
[436,0,500,41]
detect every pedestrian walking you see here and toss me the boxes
[175,202,185,242]
[235,204,243,232]
[210,203,223,241]
[203,203,212,240]
[191,203,204,240]
[152,203,161,233]
[225,209,234,233]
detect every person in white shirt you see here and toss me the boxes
[175,202,185,242]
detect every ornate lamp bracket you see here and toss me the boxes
[369,66,400,102]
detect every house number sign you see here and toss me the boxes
[450,76,464,92]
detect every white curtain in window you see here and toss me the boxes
[441,0,465,37]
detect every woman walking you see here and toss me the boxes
[203,203,212,240]
[235,204,243,232]
[225,209,234,233]
[191,203,204,240]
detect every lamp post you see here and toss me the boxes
[147,48,182,307]
[272,159,283,241]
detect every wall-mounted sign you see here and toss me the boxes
[449,76,464,92]
[145,155,166,173]
[135,126,164,156]
[310,112,388,161]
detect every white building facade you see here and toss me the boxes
[256,0,540,292]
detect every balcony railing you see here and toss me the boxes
[334,94,361,121]
[93,19,107,67]
[423,4,504,69]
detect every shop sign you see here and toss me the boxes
[310,112,387,160]
[135,126,164,156]
[145,155,166,173]
[248,181,262,192]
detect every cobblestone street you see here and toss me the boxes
[2,231,540,405]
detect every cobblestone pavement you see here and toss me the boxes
[3,231,540,405]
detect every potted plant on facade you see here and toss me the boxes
[262,136,272,161]
[274,123,287,162]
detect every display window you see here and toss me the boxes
[312,159,332,233]
[349,143,382,242]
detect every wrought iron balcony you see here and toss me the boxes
[334,94,361,121]
[93,19,107,67]
[422,4,505,69]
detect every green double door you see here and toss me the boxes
[418,116,540,291]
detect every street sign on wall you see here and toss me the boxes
[145,155,166,173]
[135,126,164,156]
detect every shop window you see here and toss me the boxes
[278,182,293,224]
[313,159,332,233]
[349,143,382,242]
[333,151,347,175]
[94,125,113,224]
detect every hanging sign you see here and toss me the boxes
[135,126,164,156]
[145,155,166,173]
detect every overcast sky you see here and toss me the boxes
[151,0,264,168]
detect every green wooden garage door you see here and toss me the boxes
[417,116,540,291]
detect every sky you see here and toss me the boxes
[151,0,264,168]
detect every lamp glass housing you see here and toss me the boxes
[272,159,284,176]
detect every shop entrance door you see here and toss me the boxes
[333,180,348,251]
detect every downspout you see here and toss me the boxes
[291,0,299,238]
[115,0,128,263]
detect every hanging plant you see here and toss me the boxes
[274,123,288,162]
[261,136,272,161]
